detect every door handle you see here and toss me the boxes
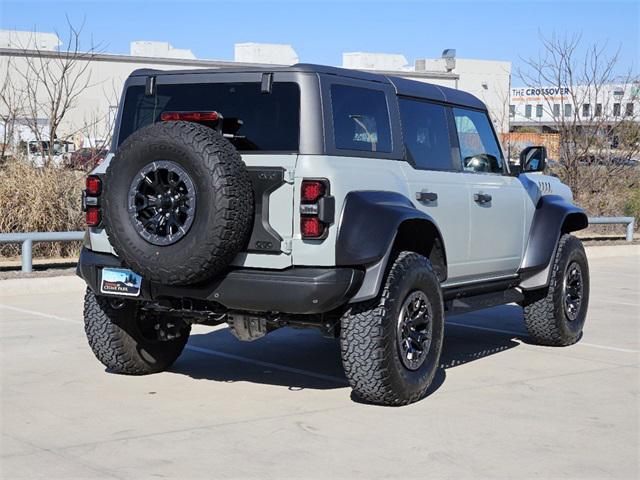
[474,193,492,204]
[416,191,438,203]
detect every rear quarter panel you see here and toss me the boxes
[291,155,409,266]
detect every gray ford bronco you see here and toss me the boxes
[78,64,590,405]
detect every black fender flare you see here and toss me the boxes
[336,191,447,301]
[519,195,588,273]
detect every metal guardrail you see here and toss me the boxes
[0,231,84,273]
[0,218,635,273]
[588,217,635,242]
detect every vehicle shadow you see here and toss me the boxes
[170,304,526,397]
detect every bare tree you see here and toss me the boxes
[11,18,103,166]
[518,33,640,205]
[0,58,26,159]
[68,80,120,170]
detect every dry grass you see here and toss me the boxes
[550,164,640,236]
[0,158,84,258]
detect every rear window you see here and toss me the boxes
[330,84,391,153]
[118,82,300,151]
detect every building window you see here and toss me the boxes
[595,103,602,116]
[564,104,572,117]
[625,103,634,116]
[509,105,515,118]
[553,104,560,117]
[536,105,543,117]
[582,104,590,117]
[525,105,532,118]
[613,103,621,116]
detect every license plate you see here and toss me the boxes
[100,268,142,297]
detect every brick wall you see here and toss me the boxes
[500,132,560,160]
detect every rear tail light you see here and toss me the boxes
[160,111,220,122]
[85,206,101,227]
[300,179,333,239]
[301,180,325,203]
[301,216,324,238]
[84,175,102,227]
[86,175,101,196]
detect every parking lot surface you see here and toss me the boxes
[1,248,638,479]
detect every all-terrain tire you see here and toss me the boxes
[83,288,190,375]
[523,234,590,346]
[340,252,444,406]
[103,121,253,285]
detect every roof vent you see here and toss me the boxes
[442,49,456,72]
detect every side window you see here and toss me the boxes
[330,84,392,153]
[452,107,504,174]
[398,97,454,170]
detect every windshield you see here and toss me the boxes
[118,81,300,152]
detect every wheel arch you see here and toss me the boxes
[336,191,447,302]
[519,195,588,290]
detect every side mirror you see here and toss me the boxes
[520,146,547,173]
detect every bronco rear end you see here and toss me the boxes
[78,66,366,347]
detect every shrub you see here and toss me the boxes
[0,158,85,258]
[624,186,640,229]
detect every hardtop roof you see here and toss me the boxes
[129,63,486,110]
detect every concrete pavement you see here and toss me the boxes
[0,247,638,479]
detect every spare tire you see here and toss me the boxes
[103,121,253,285]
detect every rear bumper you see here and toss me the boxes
[77,248,363,314]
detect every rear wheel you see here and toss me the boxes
[340,252,444,406]
[523,234,590,346]
[83,288,190,375]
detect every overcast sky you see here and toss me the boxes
[1,0,638,86]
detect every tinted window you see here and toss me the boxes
[564,104,572,117]
[453,107,504,174]
[595,103,602,116]
[118,82,300,151]
[399,98,453,170]
[613,103,621,116]
[626,103,634,116]
[330,84,391,153]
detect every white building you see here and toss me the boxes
[0,30,514,154]
[509,83,640,130]
[235,43,299,65]
[0,30,61,51]
[130,41,196,59]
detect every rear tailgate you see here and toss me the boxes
[230,154,297,269]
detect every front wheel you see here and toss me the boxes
[83,288,190,374]
[523,234,590,346]
[340,252,444,406]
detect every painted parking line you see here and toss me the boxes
[0,304,81,324]
[0,303,347,385]
[446,321,640,354]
